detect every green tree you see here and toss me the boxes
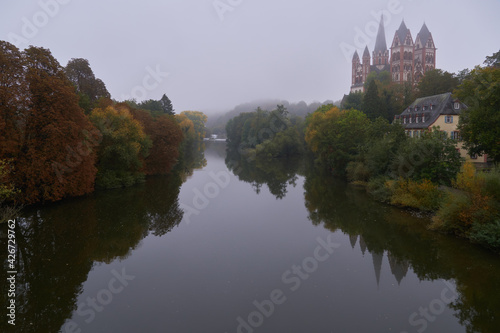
[362,80,385,120]
[341,92,363,111]
[65,58,110,113]
[179,111,208,141]
[391,128,463,185]
[161,94,175,115]
[484,50,500,68]
[90,105,152,189]
[305,107,370,173]
[455,66,500,163]
[416,69,459,98]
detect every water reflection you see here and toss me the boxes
[303,164,500,333]
[225,148,303,199]
[0,144,204,333]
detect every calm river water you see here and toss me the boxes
[1,141,499,333]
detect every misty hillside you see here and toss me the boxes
[207,99,339,135]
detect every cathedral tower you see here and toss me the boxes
[390,20,415,83]
[413,23,436,82]
[373,16,389,69]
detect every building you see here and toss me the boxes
[394,92,487,163]
[351,17,436,93]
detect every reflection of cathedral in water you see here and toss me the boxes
[349,234,410,286]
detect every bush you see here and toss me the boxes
[470,218,500,251]
[367,176,394,203]
[346,161,370,183]
[390,178,444,212]
[431,163,500,244]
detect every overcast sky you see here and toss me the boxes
[1,0,499,115]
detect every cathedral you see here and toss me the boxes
[350,17,436,93]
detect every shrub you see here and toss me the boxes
[390,178,444,212]
[470,218,500,251]
[367,176,394,203]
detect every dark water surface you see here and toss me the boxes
[1,141,499,333]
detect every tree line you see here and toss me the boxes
[0,41,207,211]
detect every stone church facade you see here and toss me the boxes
[351,17,436,93]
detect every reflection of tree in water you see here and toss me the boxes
[175,142,207,182]
[303,163,500,333]
[0,170,185,333]
[225,148,303,199]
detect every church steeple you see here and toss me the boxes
[372,15,389,68]
[374,16,388,54]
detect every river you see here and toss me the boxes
[1,141,499,333]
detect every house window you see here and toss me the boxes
[445,115,453,123]
[470,154,478,160]
[451,131,461,140]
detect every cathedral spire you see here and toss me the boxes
[374,15,388,54]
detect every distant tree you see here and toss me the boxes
[127,105,183,175]
[305,107,370,173]
[365,71,391,91]
[65,58,110,113]
[455,66,500,163]
[90,105,151,189]
[362,80,386,120]
[484,50,500,68]
[161,94,175,115]
[341,92,363,111]
[179,111,208,140]
[137,99,163,114]
[416,69,459,98]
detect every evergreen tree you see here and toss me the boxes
[361,80,385,120]
[161,94,175,115]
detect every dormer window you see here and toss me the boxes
[454,102,460,110]
[403,117,407,124]
[430,104,433,110]
[409,117,412,124]
[422,105,427,111]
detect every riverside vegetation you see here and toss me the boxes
[225,50,500,252]
[0,41,207,220]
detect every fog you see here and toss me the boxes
[1,0,499,115]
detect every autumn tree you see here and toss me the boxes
[0,45,98,204]
[90,105,152,189]
[179,111,208,140]
[126,104,183,175]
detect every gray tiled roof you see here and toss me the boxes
[363,46,370,58]
[396,20,409,44]
[417,23,431,45]
[395,92,467,129]
[352,50,359,61]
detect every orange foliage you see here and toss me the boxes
[1,43,97,204]
[125,104,183,175]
